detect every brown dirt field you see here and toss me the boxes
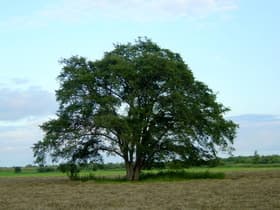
[0,170,280,210]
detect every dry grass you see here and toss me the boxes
[0,170,280,209]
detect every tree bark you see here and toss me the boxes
[125,162,141,181]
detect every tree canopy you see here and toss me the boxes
[33,38,238,180]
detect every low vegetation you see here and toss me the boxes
[70,170,225,183]
[139,170,225,181]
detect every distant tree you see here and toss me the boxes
[253,150,260,164]
[33,38,238,180]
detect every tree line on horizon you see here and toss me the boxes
[8,153,280,174]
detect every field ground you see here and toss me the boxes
[1,167,280,209]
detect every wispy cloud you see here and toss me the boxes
[41,0,237,20]
[10,78,30,85]
[230,114,280,128]
[41,0,238,21]
[1,0,238,28]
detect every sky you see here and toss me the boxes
[0,0,280,166]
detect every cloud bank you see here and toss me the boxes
[0,83,57,166]
[0,118,44,166]
[0,86,57,121]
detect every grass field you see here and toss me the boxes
[1,167,280,209]
[0,168,126,178]
[1,165,280,177]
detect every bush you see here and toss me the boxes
[58,163,80,179]
[14,167,22,173]
[140,170,225,181]
[76,174,126,182]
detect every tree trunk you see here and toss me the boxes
[125,162,141,181]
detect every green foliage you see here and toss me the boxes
[33,37,238,180]
[253,150,260,164]
[222,154,280,165]
[14,167,22,173]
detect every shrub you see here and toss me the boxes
[140,170,225,181]
[58,163,80,179]
[14,167,22,173]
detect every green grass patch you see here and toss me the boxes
[0,167,126,178]
[0,167,64,177]
[73,169,225,182]
[221,163,280,168]
[1,165,280,180]
[80,169,125,177]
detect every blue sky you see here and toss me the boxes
[0,0,280,166]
